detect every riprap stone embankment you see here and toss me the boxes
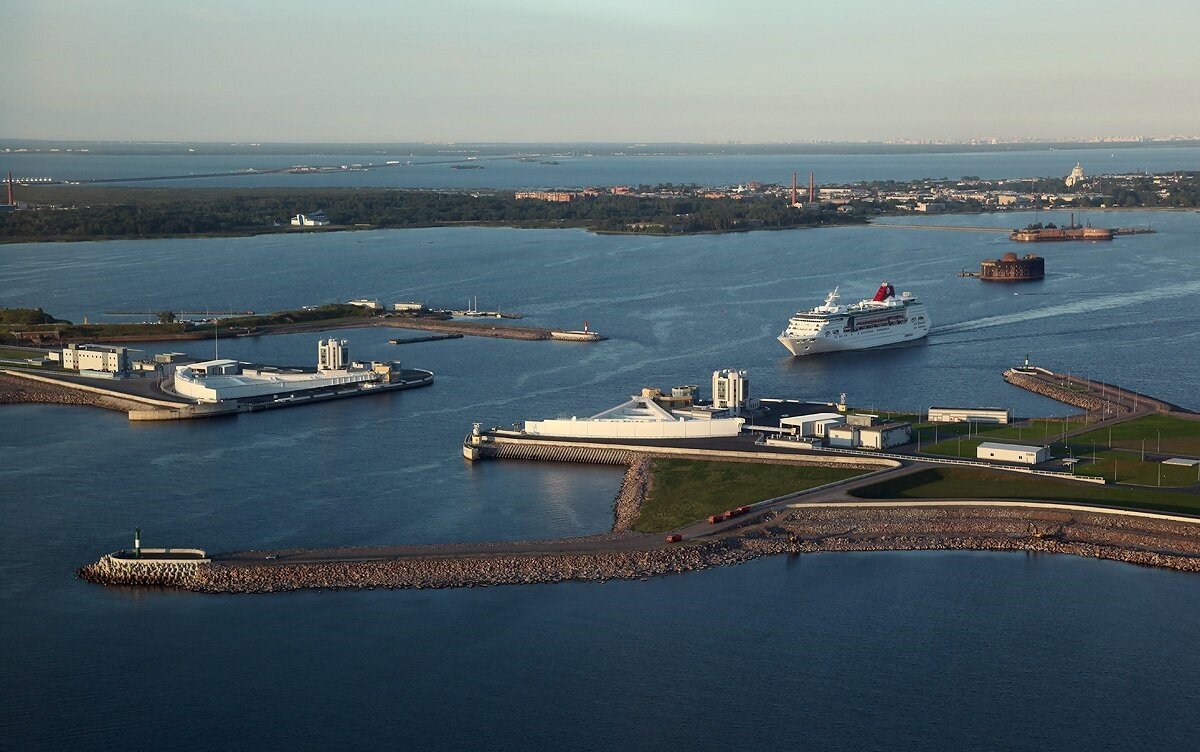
[77,505,1200,594]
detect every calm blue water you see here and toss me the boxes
[2,209,1199,749]
[4,146,1199,188]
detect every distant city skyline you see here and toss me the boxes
[3,0,1198,143]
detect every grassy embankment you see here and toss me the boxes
[0,348,48,360]
[0,304,383,345]
[850,467,1200,516]
[633,459,866,533]
[915,418,1088,457]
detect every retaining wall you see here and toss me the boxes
[470,434,898,470]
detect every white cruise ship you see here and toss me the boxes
[778,283,930,356]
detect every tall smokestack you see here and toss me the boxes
[791,172,797,205]
[5,171,12,206]
[809,172,815,204]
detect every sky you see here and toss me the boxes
[2,0,1198,143]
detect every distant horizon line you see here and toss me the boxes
[4,137,1200,147]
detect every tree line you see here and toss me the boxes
[0,189,863,242]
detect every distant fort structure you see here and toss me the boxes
[1010,212,1113,242]
[980,252,1045,281]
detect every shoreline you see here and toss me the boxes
[4,204,1187,247]
[77,502,1200,594]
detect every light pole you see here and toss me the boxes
[1141,438,1145,462]
[1157,429,1161,454]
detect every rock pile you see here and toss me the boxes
[1003,369,1117,413]
[77,504,1200,594]
[0,372,141,412]
[611,455,651,532]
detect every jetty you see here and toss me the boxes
[389,334,463,345]
[381,318,604,342]
[74,367,1200,594]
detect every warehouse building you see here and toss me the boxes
[976,442,1049,465]
[929,407,1010,424]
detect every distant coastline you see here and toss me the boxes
[5,138,1200,158]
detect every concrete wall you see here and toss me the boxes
[78,549,209,587]
[522,417,744,440]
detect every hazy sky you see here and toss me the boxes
[3,0,1198,142]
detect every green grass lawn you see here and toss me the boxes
[1070,414,1200,457]
[1070,449,1200,487]
[0,348,49,361]
[633,459,867,533]
[913,418,1086,446]
[849,467,1200,515]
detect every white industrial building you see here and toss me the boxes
[522,394,744,440]
[712,369,750,414]
[780,412,845,437]
[291,211,330,226]
[172,339,397,404]
[347,299,383,311]
[858,422,912,450]
[317,338,349,370]
[928,407,1010,424]
[826,425,859,448]
[825,420,913,450]
[976,442,1049,465]
[61,344,131,375]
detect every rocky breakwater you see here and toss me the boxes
[1003,369,1120,414]
[611,455,651,532]
[76,505,1200,595]
[77,549,210,587]
[776,505,1200,572]
[0,371,146,413]
[188,536,788,594]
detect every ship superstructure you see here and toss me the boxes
[778,283,930,356]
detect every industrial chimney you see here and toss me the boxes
[5,171,12,206]
[791,172,798,205]
[809,172,815,204]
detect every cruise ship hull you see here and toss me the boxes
[779,305,930,356]
[778,329,928,355]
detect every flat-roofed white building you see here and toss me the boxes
[522,394,744,440]
[977,442,1048,465]
[173,359,378,403]
[859,422,912,450]
[929,407,1010,424]
[291,211,330,226]
[827,424,859,448]
[780,412,845,437]
[61,344,131,375]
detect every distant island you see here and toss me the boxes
[2,168,1196,244]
